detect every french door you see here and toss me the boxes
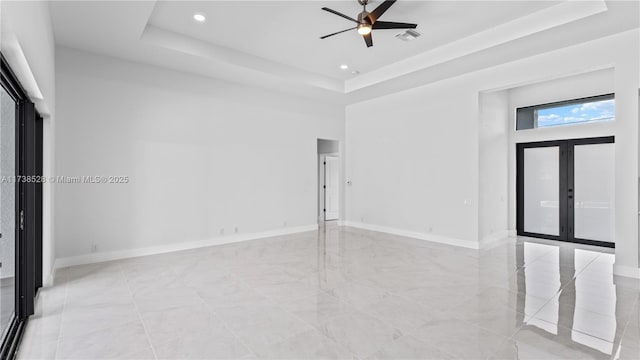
[517,137,615,247]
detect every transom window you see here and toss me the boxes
[516,94,615,130]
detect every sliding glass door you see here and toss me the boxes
[517,137,615,247]
[0,80,16,340]
[0,54,42,358]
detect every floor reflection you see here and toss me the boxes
[514,239,638,359]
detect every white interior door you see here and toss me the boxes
[324,156,339,220]
[524,146,560,236]
[573,143,615,242]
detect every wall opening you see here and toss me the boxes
[317,139,340,223]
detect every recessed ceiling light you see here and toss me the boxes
[193,13,206,22]
[340,64,349,70]
[351,70,360,75]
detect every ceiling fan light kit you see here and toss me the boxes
[320,0,418,48]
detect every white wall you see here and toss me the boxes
[0,0,56,285]
[479,90,509,245]
[346,29,639,270]
[55,48,344,263]
[346,79,480,247]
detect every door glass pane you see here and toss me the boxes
[0,86,16,335]
[524,146,559,236]
[574,143,614,242]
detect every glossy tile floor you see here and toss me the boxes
[18,225,640,359]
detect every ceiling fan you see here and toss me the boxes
[320,0,417,48]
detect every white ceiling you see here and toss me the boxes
[147,1,557,80]
[50,1,639,102]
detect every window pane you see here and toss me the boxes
[0,85,16,336]
[516,95,615,130]
[524,146,560,236]
[536,98,614,128]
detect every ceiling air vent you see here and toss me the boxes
[395,29,421,42]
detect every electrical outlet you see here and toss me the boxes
[219,228,224,235]
[283,221,287,227]
[428,227,433,233]
[91,244,98,253]
[234,227,238,233]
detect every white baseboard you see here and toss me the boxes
[480,230,511,248]
[54,224,319,269]
[613,264,640,279]
[343,221,480,249]
[43,267,56,287]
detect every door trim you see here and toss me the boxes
[516,136,615,248]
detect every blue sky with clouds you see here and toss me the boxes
[537,99,615,127]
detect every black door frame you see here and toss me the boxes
[516,136,615,248]
[0,53,42,359]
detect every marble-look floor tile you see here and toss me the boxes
[62,262,123,282]
[410,318,510,359]
[325,281,392,309]
[253,278,324,302]
[258,329,354,359]
[56,321,154,359]
[359,294,444,333]
[615,345,640,360]
[511,325,614,359]
[279,292,357,328]
[317,309,403,358]
[141,304,220,345]
[60,302,138,339]
[123,264,182,295]
[459,307,528,338]
[148,308,252,359]
[133,285,204,313]
[367,335,455,360]
[17,337,58,360]
[22,313,61,342]
[396,283,480,311]
[19,227,640,360]
[214,301,315,355]
[530,299,626,343]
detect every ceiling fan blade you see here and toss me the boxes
[369,0,397,22]
[363,32,373,48]
[372,21,417,30]
[321,7,359,23]
[320,27,357,39]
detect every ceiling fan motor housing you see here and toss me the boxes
[358,11,372,25]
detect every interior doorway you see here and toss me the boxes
[317,139,340,222]
[516,136,615,247]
